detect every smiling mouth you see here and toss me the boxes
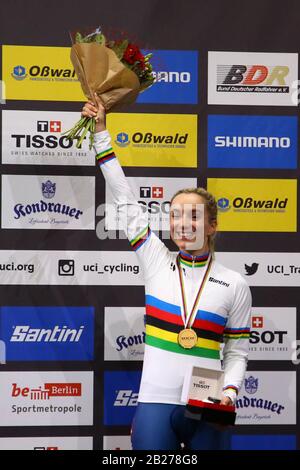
[174,232,196,240]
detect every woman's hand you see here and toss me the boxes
[82,93,106,133]
[220,396,233,406]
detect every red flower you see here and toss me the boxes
[123,43,142,64]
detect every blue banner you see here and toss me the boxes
[104,371,141,425]
[137,50,198,104]
[208,115,297,168]
[0,306,94,361]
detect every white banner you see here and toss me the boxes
[236,371,296,425]
[0,436,93,450]
[103,436,132,451]
[0,250,143,285]
[216,252,300,286]
[2,110,95,166]
[0,371,93,426]
[1,174,95,230]
[249,307,296,360]
[104,307,145,361]
[106,177,198,231]
[208,51,298,106]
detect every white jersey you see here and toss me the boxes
[94,130,252,405]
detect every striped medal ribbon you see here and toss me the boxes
[176,254,213,349]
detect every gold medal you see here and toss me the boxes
[178,328,198,349]
[176,255,213,351]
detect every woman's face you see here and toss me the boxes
[169,193,217,252]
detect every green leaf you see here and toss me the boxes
[111,39,129,60]
[94,33,105,45]
[75,32,83,43]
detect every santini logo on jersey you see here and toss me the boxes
[208,276,230,287]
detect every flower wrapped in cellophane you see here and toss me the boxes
[62,27,155,149]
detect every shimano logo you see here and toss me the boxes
[152,71,191,83]
[215,136,290,148]
[10,325,84,342]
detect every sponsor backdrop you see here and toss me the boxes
[0,0,299,451]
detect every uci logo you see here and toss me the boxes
[115,132,130,147]
[12,65,27,80]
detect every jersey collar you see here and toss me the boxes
[178,250,210,268]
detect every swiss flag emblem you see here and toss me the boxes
[252,316,264,328]
[152,187,164,198]
[49,121,61,132]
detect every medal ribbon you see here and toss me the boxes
[176,254,213,329]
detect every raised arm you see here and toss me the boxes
[82,95,170,281]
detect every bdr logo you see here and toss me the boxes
[104,371,141,425]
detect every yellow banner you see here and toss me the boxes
[207,178,297,232]
[107,113,197,167]
[3,45,85,101]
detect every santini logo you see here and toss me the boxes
[10,325,84,342]
[215,136,290,148]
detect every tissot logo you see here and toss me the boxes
[34,447,59,451]
[245,263,259,276]
[37,121,62,133]
[139,186,164,198]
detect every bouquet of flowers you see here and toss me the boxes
[63,27,155,149]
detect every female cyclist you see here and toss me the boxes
[82,96,252,451]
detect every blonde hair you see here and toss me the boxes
[170,187,218,255]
